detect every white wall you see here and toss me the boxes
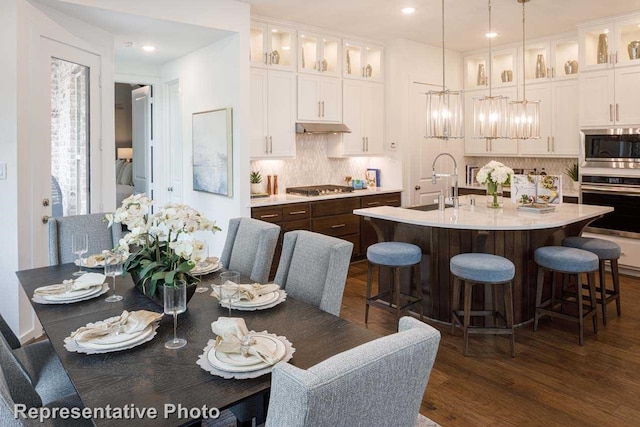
[384,38,464,206]
[161,34,244,254]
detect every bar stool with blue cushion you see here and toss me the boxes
[562,236,621,325]
[534,246,599,346]
[365,242,423,323]
[450,253,516,357]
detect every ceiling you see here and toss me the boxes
[241,0,640,52]
[33,0,232,67]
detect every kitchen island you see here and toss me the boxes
[354,197,613,324]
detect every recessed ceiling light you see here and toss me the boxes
[603,29,609,34]
[272,29,278,33]
[142,45,156,52]
[485,32,498,39]
[282,46,290,50]
[401,7,416,14]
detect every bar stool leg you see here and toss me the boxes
[534,267,545,332]
[365,262,374,324]
[611,259,621,317]
[587,271,598,334]
[414,263,424,322]
[394,267,402,321]
[576,273,584,346]
[451,276,461,335]
[598,259,608,325]
[504,281,515,358]
[463,281,473,356]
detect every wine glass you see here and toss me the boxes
[71,233,88,276]
[218,271,239,316]
[164,281,187,349]
[104,251,124,302]
[195,241,209,294]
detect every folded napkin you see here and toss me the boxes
[71,310,163,345]
[34,273,106,296]
[84,254,106,267]
[211,317,278,365]
[211,282,279,301]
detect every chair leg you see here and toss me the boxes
[576,273,584,346]
[504,281,515,358]
[534,267,545,332]
[451,276,461,335]
[365,262,374,324]
[598,259,608,325]
[492,282,500,327]
[463,281,473,356]
[611,259,621,317]
[414,263,424,322]
[394,267,402,321]
[587,271,598,334]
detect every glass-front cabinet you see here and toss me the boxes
[343,41,383,82]
[579,16,640,71]
[250,22,296,71]
[298,33,341,77]
[522,38,578,84]
[464,48,516,90]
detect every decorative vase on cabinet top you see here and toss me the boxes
[629,41,640,60]
[564,60,578,75]
[501,69,513,82]
[597,33,609,64]
[535,54,546,78]
[477,63,487,86]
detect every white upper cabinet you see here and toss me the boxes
[297,75,342,122]
[522,37,579,84]
[343,40,384,82]
[578,70,615,127]
[613,66,640,125]
[298,32,341,77]
[579,15,640,71]
[250,22,296,71]
[250,69,297,159]
[464,48,517,91]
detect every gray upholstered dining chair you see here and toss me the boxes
[265,316,441,427]
[48,213,122,265]
[0,334,91,426]
[220,217,281,284]
[274,230,353,316]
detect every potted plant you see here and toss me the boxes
[565,163,579,191]
[105,194,221,306]
[250,171,263,194]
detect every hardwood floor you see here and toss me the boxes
[340,260,640,427]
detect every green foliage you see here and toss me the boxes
[250,170,262,184]
[565,163,579,182]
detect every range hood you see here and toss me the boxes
[296,122,351,134]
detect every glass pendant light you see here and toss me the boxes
[473,0,509,140]
[508,0,540,139]
[426,0,464,140]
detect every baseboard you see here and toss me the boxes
[19,327,44,345]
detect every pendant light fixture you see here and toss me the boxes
[508,0,540,139]
[426,0,464,140]
[473,0,509,140]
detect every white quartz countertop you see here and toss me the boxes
[353,195,612,231]
[457,183,580,198]
[250,187,403,207]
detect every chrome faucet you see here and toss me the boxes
[432,152,459,208]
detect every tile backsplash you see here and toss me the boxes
[250,134,378,193]
[465,156,579,190]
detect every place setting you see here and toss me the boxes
[64,309,163,354]
[31,272,109,305]
[211,271,287,312]
[196,317,294,379]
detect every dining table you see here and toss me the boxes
[16,263,381,426]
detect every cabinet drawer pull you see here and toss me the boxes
[616,103,620,122]
[321,101,325,117]
[385,200,399,205]
[288,210,307,215]
[260,214,279,219]
[367,201,381,206]
[331,224,346,229]
[609,104,613,122]
[318,101,321,117]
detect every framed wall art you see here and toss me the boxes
[192,107,233,197]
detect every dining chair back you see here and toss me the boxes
[220,218,280,284]
[0,368,24,426]
[48,213,122,265]
[0,334,43,410]
[265,317,441,427]
[0,314,21,350]
[274,230,353,316]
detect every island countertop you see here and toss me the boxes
[353,196,612,231]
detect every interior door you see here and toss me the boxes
[132,86,152,196]
[410,82,448,206]
[33,39,101,268]
[166,80,183,203]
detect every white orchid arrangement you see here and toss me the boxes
[476,160,514,187]
[105,194,221,296]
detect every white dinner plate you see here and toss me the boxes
[232,291,280,308]
[208,334,286,372]
[74,255,106,269]
[77,324,154,350]
[191,258,221,276]
[41,285,104,301]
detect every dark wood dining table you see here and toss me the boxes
[16,263,381,427]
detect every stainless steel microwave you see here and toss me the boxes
[581,128,640,169]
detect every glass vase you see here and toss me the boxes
[486,182,504,208]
